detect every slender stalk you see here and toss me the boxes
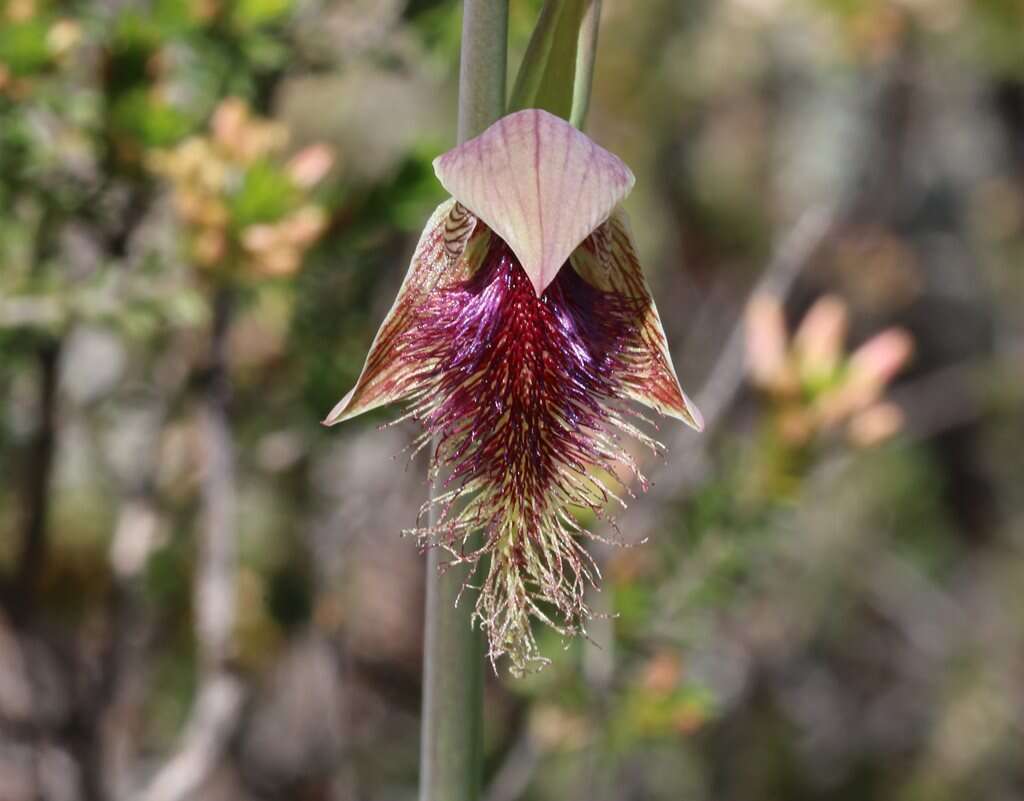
[7,206,61,623]
[141,286,245,801]
[10,339,61,622]
[195,287,238,675]
[455,1,509,143]
[419,4,507,801]
[570,0,602,130]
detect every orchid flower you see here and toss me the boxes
[324,109,702,674]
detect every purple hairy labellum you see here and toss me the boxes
[324,109,702,675]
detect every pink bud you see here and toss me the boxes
[286,144,335,188]
[849,328,914,389]
[847,402,905,447]
[793,295,848,381]
[745,294,792,393]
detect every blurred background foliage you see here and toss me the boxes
[1,0,1023,799]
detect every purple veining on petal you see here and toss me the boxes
[397,234,661,673]
[324,200,700,673]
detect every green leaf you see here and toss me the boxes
[0,18,53,76]
[508,0,592,122]
[110,90,195,148]
[231,0,293,30]
[229,161,299,227]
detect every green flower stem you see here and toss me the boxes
[456,0,509,142]
[418,3,507,801]
[570,0,602,130]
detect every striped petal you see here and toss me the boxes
[433,109,635,297]
[571,209,704,430]
[322,200,485,424]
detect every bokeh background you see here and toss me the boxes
[1,0,1023,799]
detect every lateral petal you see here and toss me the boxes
[322,200,485,425]
[570,209,704,430]
[433,109,635,297]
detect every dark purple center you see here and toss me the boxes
[403,236,642,546]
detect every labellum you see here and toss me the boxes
[324,109,702,675]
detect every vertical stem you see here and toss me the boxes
[140,286,245,801]
[196,287,237,674]
[6,206,60,623]
[570,0,601,130]
[419,3,507,801]
[10,339,61,622]
[455,1,509,142]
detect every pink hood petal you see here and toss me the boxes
[433,109,635,296]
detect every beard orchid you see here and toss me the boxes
[324,109,702,674]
